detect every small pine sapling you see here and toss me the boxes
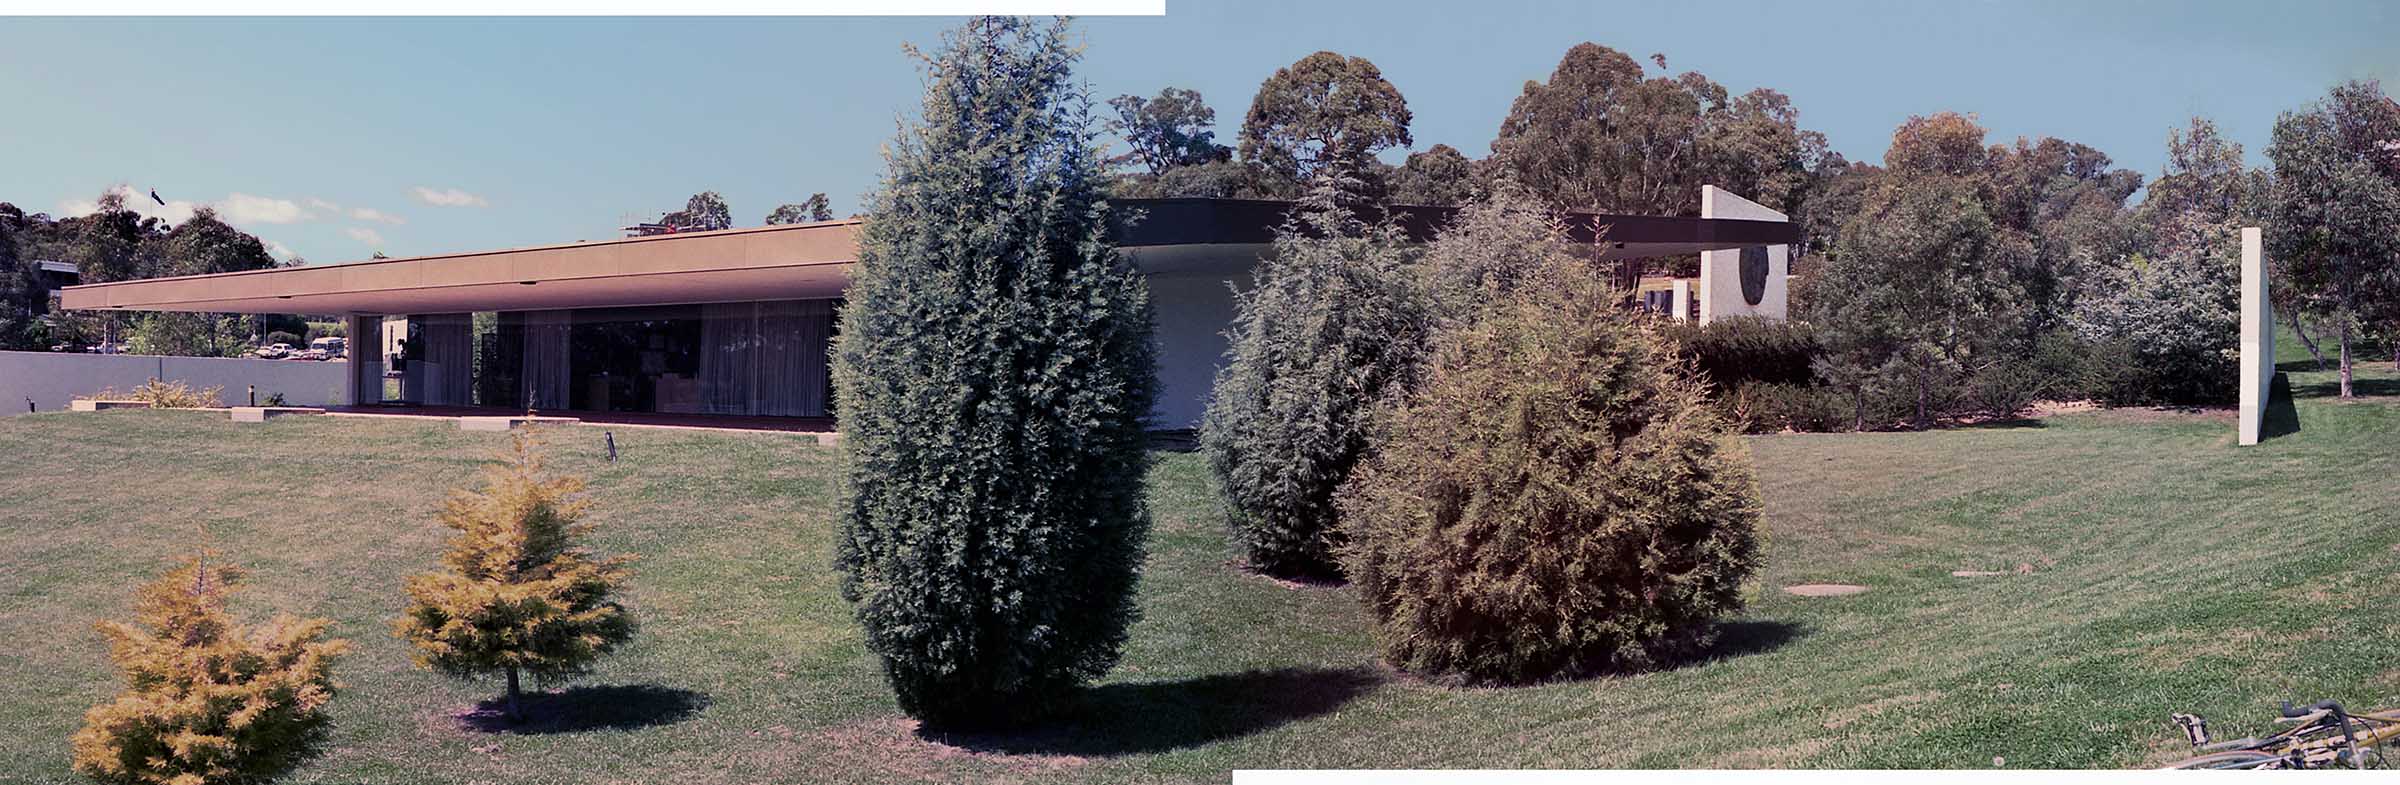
[394,430,636,723]
[71,554,349,785]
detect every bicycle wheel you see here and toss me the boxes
[2163,750,2285,769]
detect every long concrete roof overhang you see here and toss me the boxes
[60,197,1797,315]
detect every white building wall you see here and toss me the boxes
[1143,271,1243,430]
[1697,185,1790,324]
[0,350,351,414]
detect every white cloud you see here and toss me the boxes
[58,185,198,225]
[344,227,385,246]
[411,186,489,208]
[307,197,406,225]
[348,207,406,225]
[265,240,299,260]
[220,193,312,225]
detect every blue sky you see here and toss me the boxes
[1,1,2392,263]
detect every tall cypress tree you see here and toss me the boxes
[832,16,1157,730]
[1200,170,1435,579]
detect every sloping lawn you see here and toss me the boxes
[1,359,2394,781]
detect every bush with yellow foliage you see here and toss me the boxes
[393,430,636,723]
[70,555,348,785]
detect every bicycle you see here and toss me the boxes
[2162,700,2400,769]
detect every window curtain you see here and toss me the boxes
[416,314,474,406]
[697,302,757,415]
[759,299,833,417]
[520,310,572,412]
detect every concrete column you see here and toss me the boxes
[1697,185,1791,325]
[344,314,379,406]
[1670,280,1692,321]
[2238,227,2273,446]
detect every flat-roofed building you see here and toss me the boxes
[60,196,1796,429]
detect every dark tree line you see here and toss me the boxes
[1104,43,1841,290]
[634,191,840,235]
[0,194,291,355]
[1108,43,2400,426]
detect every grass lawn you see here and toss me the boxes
[2,352,2396,782]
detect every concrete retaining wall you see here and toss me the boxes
[0,350,350,414]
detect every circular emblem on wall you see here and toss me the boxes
[1739,246,1770,306]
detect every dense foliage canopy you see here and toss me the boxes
[1489,44,1830,219]
[1238,51,1413,192]
[0,197,285,355]
[2266,80,2400,398]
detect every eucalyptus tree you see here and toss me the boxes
[765,194,834,224]
[1490,43,1828,219]
[1386,143,1477,206]
[2267,80,2400,397]
[1107,87,1232,175]
[1239,51,1413,196]
[660,191,732,232]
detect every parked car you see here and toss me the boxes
[292,348,330,361]
[254,343,294,359]
[309,336,347,359]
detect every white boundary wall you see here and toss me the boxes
[0,350,350,414]
[2238,227,2275,445]
[1697,185,1790,323]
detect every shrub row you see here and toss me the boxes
[1207,189,1766,686]
[76,431,633,784]
[1658,316,1820,391]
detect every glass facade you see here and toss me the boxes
[405,299,838,418]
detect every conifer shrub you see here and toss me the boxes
[1418,186,1573,318]
[72,556,348,785]
[831,17,1158,730]
[394,430,635,722]
[1337,224,1763,685]
[1200,208,1433,578]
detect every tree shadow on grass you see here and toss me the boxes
[458,684,709,735]
[1655,619,1809,672]
[1956,417,2046,430]
[926,666,1382,757]
[2286,372,2400,400]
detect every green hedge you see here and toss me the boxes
[1659,317,1820,392]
